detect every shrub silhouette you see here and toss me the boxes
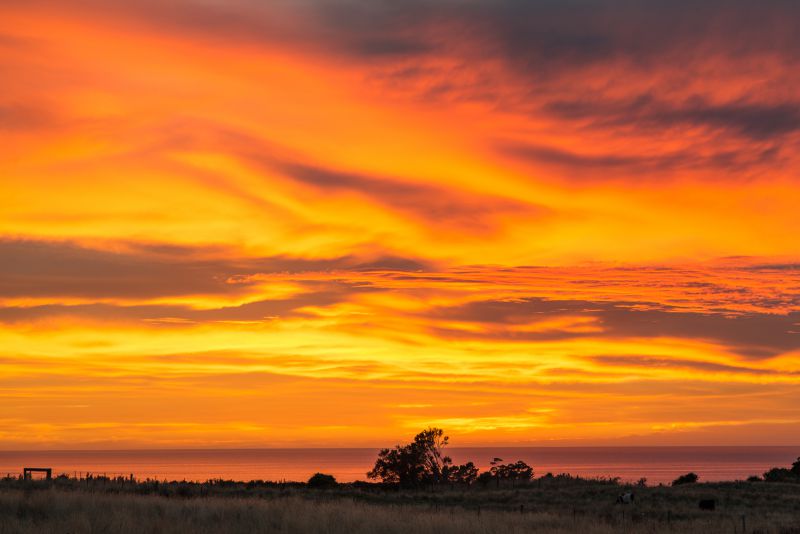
[491,460,534,482]
[445,461,479,485]
[763,456,800,483]
[307,473,337,489]
[671,472,698,486]
[475,458,533,487]
[477,471,494,487]
[764,468,794,482]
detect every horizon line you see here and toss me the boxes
[3,444,799,453]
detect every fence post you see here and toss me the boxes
[741,515,746,533]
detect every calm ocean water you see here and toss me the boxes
[1,447,796,484]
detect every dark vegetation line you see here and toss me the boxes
[6,428,800,493]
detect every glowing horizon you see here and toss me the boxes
[1,0,799,449]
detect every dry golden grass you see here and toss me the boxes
[2,486,800,534]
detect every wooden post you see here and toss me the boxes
[519,504,524,514]
[741,515,746,533]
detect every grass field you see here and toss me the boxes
[2,478,800,533]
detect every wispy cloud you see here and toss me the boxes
[2,0,800,447]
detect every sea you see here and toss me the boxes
[1,447,796,485]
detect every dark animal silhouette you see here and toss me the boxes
[698,499,715,511]
[616,491,634,504]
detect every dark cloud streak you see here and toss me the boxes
[0,239,428,300]
[499,141,781,178]
[543,95,800,141]
[0,281,372,324]
[246,159,546,230]
[589,355,798,376]
[430,297,800,358]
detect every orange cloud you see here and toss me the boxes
[1,0,799,448]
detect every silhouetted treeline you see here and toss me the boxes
[365,428,800,490]
[366,428,532,488]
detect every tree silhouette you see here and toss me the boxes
[367,427,480,487]
[413,427,450,484]
[367,428,450,487]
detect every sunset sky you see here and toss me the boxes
[2,0,799,449]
